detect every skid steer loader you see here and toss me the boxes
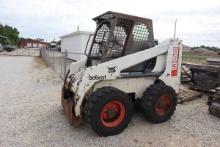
[62,11,183,136]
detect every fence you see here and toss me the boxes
[0,47,75,80]
[40,48,74,80]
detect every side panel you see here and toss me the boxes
[159,40,182,93]
[69,60,87,75]
[93,77,156,98]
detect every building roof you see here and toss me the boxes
[93,11,152,23]
[60,31,94,39]
[0,35,7,39]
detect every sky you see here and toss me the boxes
[0,0,220,47]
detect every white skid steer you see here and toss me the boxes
[62,11,183,136]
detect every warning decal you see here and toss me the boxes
[171,47,179,76]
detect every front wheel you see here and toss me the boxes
[140,83,177,123]
[84,87,134,136]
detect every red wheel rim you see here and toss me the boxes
[101,100,125,128]
[155,95,172,116]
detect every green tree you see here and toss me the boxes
[0,24,19,46]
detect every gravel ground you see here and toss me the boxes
[0,56,219,147]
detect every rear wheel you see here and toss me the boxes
[140,83,177,123]
[85,87,134,136]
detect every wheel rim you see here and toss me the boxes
[155,95,172,116]
[101,100,125,128]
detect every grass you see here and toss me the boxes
[183,52,208,63]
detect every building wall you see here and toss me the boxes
[20,39,49,48]
[61,32,93,61]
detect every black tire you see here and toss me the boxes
[140,83,177,123]
[84,87,134,136]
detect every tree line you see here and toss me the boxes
[191,45,220,52]
[0,24,19,46]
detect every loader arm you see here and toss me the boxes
[97,40,169,72]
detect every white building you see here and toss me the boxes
[60,31,94,61]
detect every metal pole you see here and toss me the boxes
[64,49,67,79]
[173,19,177,40]
[39,48,41,57]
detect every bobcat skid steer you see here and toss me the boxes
[61,11,183,136]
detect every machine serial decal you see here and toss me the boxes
[171,47,179,76]
[89,75,107,80]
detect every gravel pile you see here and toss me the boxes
[0,56,219,147]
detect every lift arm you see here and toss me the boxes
[97,39,170,72]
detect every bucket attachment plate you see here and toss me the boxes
[61,88,81,127]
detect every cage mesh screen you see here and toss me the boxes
[124,21,150,55]
[105,18,133,58]
[105,26,127,57]
[90,23,110,58]
[89,16,151,60]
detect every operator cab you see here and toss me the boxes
[86,11,157,73]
